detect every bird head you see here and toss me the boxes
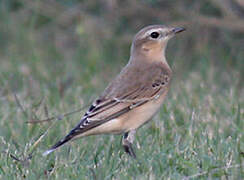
[131,25,185,61]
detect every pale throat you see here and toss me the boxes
[142,45,168,64]
[130,42,169,66]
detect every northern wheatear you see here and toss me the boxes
[43,25,185,158]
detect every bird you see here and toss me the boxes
[43,24,185,158]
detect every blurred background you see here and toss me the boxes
[0,0,243,179]
[0,0,243,96]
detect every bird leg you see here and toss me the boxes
[122,130,136,158]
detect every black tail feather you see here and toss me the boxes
[43,127,80,156]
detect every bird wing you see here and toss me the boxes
[43,63,171,155]
[70,63,171,133]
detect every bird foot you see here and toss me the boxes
[122,130,137,158]
[123,140,136,158]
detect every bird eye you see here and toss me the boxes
[150,32,160,39]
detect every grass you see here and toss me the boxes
[0,6,243,180]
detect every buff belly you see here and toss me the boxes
[78,90,168,137]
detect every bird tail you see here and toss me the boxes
[42,105,130,156]
[42,125,81,156]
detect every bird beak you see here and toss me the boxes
[172,27,186,34]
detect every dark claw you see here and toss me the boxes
[123,142,136,158]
